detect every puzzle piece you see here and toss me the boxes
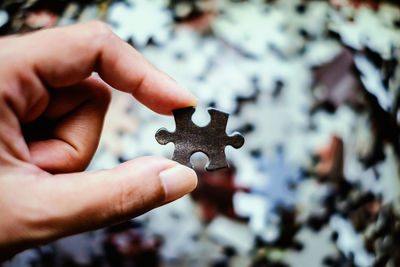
[155,107,244,171]
[107,0,172,47]
[0,10,8,28]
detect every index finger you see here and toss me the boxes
[4,21,197,115]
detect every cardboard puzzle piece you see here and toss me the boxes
[155,107,244,171]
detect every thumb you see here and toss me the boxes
[9,156,197,250]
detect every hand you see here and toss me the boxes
[0,21,198,260]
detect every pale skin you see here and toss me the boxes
[0,21,198,260]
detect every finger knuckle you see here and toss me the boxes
[85,80,112,107]
[114,179,144,220]
[96,84,112,105]
[86,21,113,45]
[63,146,89,172]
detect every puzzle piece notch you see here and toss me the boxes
[155,107,244,171]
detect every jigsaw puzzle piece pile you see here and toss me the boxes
[2,0,400,266]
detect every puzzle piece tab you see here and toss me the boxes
[155,107,244,171]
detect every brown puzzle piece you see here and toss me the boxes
[155,107,244,171]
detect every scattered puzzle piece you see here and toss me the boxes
[155,107,244,171]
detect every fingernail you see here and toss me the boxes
[159,164,198,203]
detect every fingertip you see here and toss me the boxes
[159,163,198,202]
[161,75,198,111]
[129,65,198,115]
[113,156,198,205]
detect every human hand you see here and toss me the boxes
[0,21,197,260]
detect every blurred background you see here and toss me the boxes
[1,0,400,266]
